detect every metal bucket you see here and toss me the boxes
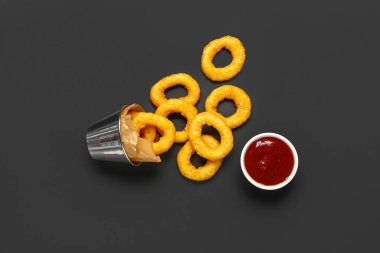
[85,105,142,166]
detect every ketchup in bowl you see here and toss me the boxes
[241,133,298,190]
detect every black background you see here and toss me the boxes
[1,0,379,252]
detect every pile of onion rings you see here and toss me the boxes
[128,35,251,181]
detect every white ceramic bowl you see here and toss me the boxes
[240,132,299,190]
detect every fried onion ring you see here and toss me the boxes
[177,135,222,181]
[188,112,233,161]
[150,73,201,107]
[129,111,157,142]
[132,112,175,155]
[205,85,251,129]
[155,99,198,143]
[201,35,246,82]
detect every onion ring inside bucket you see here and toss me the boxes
[201,35,245,82]
[177,135,222,181]
[156,99,198,143]
[150,73,201,107]
[188,112,233,161]
[205,85,251,129]
[129,111,157,142]
[132,112,175,155]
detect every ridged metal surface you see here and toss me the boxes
[85,107,139,166]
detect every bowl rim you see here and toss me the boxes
[240,132,299,190]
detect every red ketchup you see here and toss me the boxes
[244,137,294,186]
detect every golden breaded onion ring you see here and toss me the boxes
[139,125,157,142]
[201,35,246,82]
[150,73,201,107]
[188,112,233,161]
[132,112,175,155]
[128,111,157,142]
[177,135,222,181]
[156,99,198,143]
[205,85,251,129]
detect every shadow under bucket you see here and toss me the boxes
[86,105,142,166]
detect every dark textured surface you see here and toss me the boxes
[1,0,380,252]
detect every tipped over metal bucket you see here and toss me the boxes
[85,105,142,166]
